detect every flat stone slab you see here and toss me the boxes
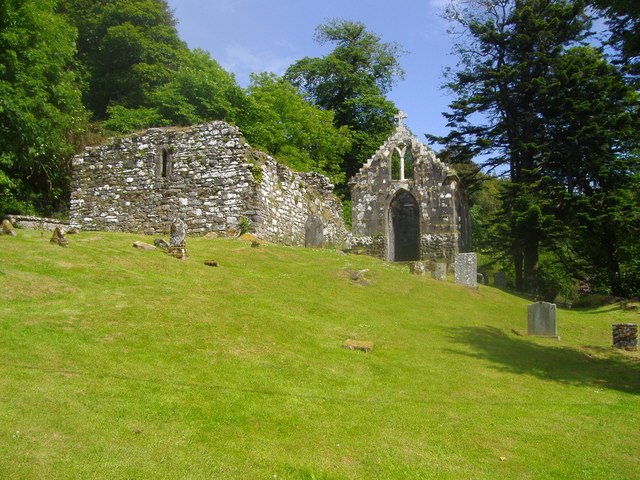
[204,260,219,267]
[342,339,374,352]
[133,241,156,251]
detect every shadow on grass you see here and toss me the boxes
[446,326,640,395]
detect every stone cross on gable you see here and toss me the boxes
[394,110,408,127]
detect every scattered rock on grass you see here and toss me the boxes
[153,238,169,251]
[251,240,261,248]
[204,232,219,240]
[50,227,68,247]
[204,260,219,267]
[1,219,16,236]
[342,339,374,352]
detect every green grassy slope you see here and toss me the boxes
[1,230,639,479]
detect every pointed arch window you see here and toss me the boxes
[390,144,414,180]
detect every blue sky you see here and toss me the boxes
[167,0,458,145]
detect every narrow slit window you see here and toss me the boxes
[161,148,169,177]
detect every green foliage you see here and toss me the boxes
[152,49,245,126]
[588,0,640,76]
[286,19,405,190]
[239,73,351,184]
[102,105,166,133]
[0,0,87,216]
[238,217,250,235]
[57,0,189,117]
[437,0,640,296]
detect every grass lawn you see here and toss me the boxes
[1,229,639,479]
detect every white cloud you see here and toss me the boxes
[222,45,296,85]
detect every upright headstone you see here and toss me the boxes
[50,227,69,248]
[167,218,188,260]
[432,262,447,281]
[410,261,426,276]
[612,323,638,351]
[527,302,559,338]
[304,214,323,248]
[454,253,477,288]
[1,219,16,236]
[494,271,506,290]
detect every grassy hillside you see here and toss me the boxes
[1,230,639,479]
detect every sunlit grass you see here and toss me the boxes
[1,230,639,479]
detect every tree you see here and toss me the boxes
[0,0,86,216]
[588,0,640,75]
[57,0,188,118]
[151,48,245,127]
[436,0,591,293]
[541,46,640,296]
[238,73,351,184]
[285,19,405,193]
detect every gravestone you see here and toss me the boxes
[304,214,323,248]
[1,219,16,236]
[432,262,447,281]
[50,227,68,248]
[169,218,187,246]
[167,218,188,260]
[454,253,477,288]
[410,261,426,276]
[494,272,506,289]
[612,323,638,351]
[527,302,559,338]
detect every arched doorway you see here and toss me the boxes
[388,189,421,261]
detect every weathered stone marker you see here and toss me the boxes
[153,238,169,251]
[432,262,447,281]
[494,271,506,290]
[454,253,477,288]
[304,214,324,248]
[410,261,426,276]
[612,323,638,351]
[50,227,69,247]
[527,301,559,339]
[1,219,16,236]
[167,218,188,260]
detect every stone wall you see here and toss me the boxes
[70,121,348,247]
[5,215,69,231]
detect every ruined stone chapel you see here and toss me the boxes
[349,112,471,261]
[69,112,471,262]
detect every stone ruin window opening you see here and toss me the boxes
[388,189,421,262]
[390,144,414,181]
[159,147,172,179]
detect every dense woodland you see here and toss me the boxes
[0,0,638,298]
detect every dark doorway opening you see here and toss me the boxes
[389,190,420,261]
